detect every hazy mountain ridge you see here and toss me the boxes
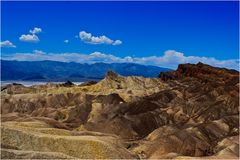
[1,60,172,81]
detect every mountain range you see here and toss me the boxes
[1,60,172,81]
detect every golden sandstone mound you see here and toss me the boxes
[1,62,239,159]
[1,121,136,159]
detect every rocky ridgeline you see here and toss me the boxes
[159,62,239,84]
[1,63,239,159]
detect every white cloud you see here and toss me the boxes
[19,27,42,43]
[79,31,122,45]
[19,34,39,42]
[29,27,42,34]
[113,40,122,45]
[33,50,46,55]
[0,40,16,48]
[1,50,239,70]
[64,40,69,43]
[132,50,239,70]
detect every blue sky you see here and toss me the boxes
[1,1,239,69]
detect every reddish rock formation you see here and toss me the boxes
[159,62,239,85]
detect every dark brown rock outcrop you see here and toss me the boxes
[60,80,74,87]
[159,62,239,85]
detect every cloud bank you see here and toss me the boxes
[1,50,238,70]
[79,31,122,45]
[0,40,16,48]
[19,27,42,43]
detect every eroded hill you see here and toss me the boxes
[1,63,239,159]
